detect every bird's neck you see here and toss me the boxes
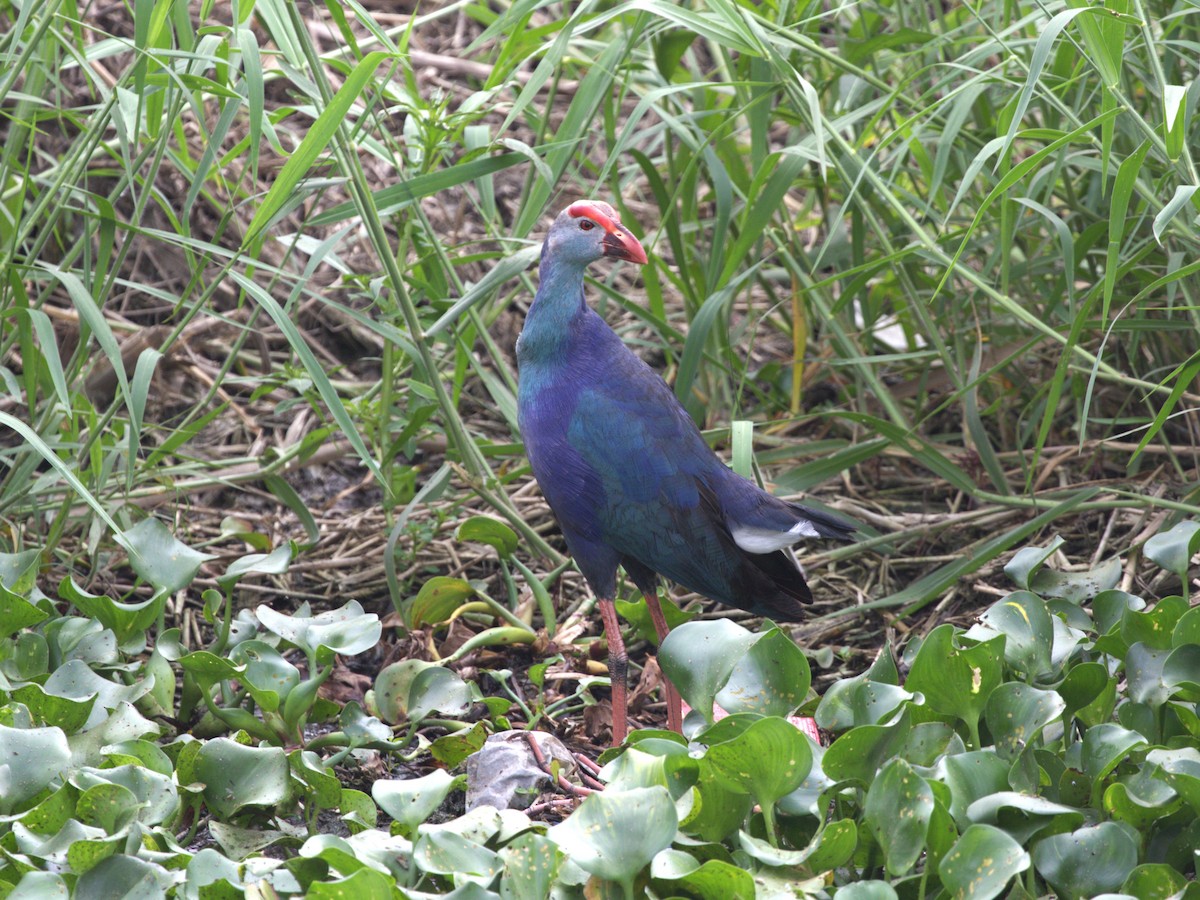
[518,252,589,364]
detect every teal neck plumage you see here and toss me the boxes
[517,245,590,366]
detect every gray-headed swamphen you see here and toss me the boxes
[516,199,854,743]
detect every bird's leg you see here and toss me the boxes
[643,591,683,734]
[597,598,628,745]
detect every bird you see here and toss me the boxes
[516,199,854,744]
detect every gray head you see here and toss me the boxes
[542,200,648,269]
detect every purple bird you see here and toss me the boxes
[517,200,854,743]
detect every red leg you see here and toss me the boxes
[598,598,627,745]
[643,591,683,734]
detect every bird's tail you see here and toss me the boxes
[791,502,857,541]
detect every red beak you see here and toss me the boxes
[601,228,648,265]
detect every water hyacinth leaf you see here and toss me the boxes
[816,675,913,731]
[1122,863,1189,899]
[408,665,473,722]
[373,770,457,834]
[185,848,244,897]
[456,516,519,558]
[1057,661,1110,719]
[834,883,899,900]
[229,640,301,713]
[940,750,1012,825]
[660,619,758,726]
[966,792,1084,844]
[979,592,1054,678]
[1093,590,1146,635]
[8,872,69,899]
[680,757,753,842]
[654,858,755,898]
[1082,724,1147,781]
[1032,822,1139,898]
[824,710,914,787]
[864,757,933,875]
[715,626,811,718]
[409,576,477,629]
[705,715,813,808]
[194,738,289,819]
[176,650,245,686]
[1125,643,1171,707]
[1003,538,1063,589]
[1173,606,1200,645]
[1103,778,1182,830]
[256,600,380,656]
[548,786,677,890]
[1122,596,1189,651]
[600,745,699,800]
[306,866,395,899]
[906,624,1004,741]
[499,832,562,900]
[431,721,489,768]
[413,830,502,884]
[985,682,1066,760]
[73,855,174,897]
[1163,644,1200,698]
[0,724,71,814]
[340,788,378,834]
[375,659,435,723]
[1029,555,1122,602]
[75,782,140,834]
[0,585,47,639]
[58,578,161,648]
[120,517,215,595]
[218,544,294,588]
[1143,519,1200,581]
[1148,748,1200,812]
[11,682,96,734]
[938,824,1030,900]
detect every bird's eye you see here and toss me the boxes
[579,220,595,231]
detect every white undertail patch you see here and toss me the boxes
[731,520,820,554]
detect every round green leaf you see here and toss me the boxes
[864,757,933,875]
[939,750,1011,825]
[1122,596,1189,651]
[119,517,215,596]
[0,723,71,814]
[659,620,758,727]
[456,516,519,557]
[218,544,294,588]
[704,716,812,809]
[256,600,380,656]
[654,857,754,898]
[499,832,563,900]
[230,640,301,713]
[75,782,140,834]
[413,830,501,883]
[965,792,1084,844]
[1121,863,1188,899]
[824,711,913,788]
[1148,747,1200,813]
[938,824,1030,900]
[548,786,677,889]
[407,576,477,629]
[73,853,173,899]
[194,738,289,819]
[408,665,473,722]
[715,626,811,719]
[984,682,1065,760]
[979,592,1054,678]
[1163,644,1200,698]
[816,674,912,731]
[1143,519,1200,579]
[906,624,1003,738]
[1056,662,1109,720]
[373,769,457,834]
[374,659,434,723]
[1082,723,1147,781]
[834,883,898,900]
[1032,822,1138,899]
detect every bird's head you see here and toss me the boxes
[544,200,648,268]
